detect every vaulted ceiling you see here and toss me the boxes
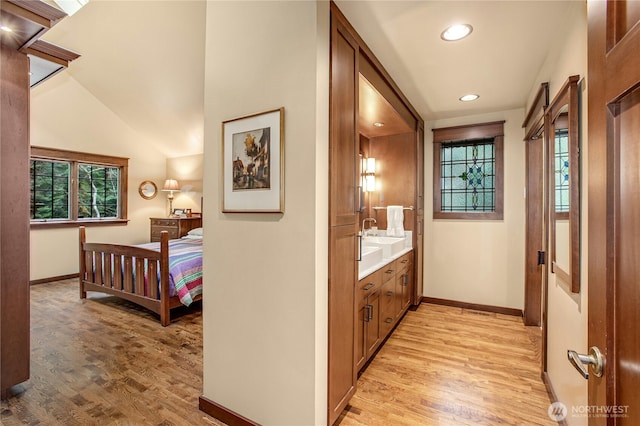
[35,1,583,155]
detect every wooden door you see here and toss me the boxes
[328,225,357,424]
[587,1,640,423]
[365,288,381,359]
[329,17,359,228]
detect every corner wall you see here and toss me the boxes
[201,1,329,424]
[424,108,526,310]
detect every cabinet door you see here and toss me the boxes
[399,266,412,312]
[355,297,367,371]
[365,288,381,358]
[328,225,357,424]
[329,18,359,227]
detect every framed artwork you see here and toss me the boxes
[222,107,284,213]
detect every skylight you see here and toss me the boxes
[53,0,89,17]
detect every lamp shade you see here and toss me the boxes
[162,179,179,191]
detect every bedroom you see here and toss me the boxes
[1,1,638,425]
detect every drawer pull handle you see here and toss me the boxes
[386,291,393,296]
[385,269,394,274]
[363,283,375,290]
[385,317,393,324]
[402,274,409,286]
[401,259,409,264]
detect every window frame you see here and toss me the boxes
[432,121,504,220]
[30,146,129,228]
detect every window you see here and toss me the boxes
[433,121,504,220]
[554,128,570,214]
[30,147,128,227]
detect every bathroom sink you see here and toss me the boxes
[359,245,383,273]
[362,235,405,258]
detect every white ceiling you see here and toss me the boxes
[35,1,583,155]
[335,0,582,121]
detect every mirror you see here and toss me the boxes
[138,180,158,200]
[547,75,580,293]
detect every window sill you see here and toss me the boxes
[433,211,503,220]
[30,219,129,229]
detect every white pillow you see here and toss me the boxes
[187,227,203,236]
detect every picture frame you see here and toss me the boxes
[172,208,184,216]
[222,107,284,213]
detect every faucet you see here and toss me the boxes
[361,217,377,237]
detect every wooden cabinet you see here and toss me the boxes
[328,225,357,424]
[355,270,382,371]
[358,250,414,371]
[328,6,360,425]
[149,217,201,242]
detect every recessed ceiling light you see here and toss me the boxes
[373,122,384,127]
[441,24,473,41]
[0,25,13,33]
[459,94,479,102]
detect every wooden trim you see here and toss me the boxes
[24,39,80,63]
[30,273,78,286]
[542,372,568,426]
[522,82,549,140]
[31,219,129,229]
[422,297,523,317]
[199,395,260,426]
[31,146,129,166]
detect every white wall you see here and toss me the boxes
[166,153,204,214]
[201,1,329,425]
[525,3,588,424]
[30,74,168,281]
[424,108,526,310]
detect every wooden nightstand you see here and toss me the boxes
[149,217,202,242]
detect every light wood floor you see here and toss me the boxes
[339,304,555,425]
[1,280,553,425]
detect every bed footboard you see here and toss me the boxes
[79,227,174,326]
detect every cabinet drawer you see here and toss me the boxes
[151,227,179,239]
[358,270,382,302]
[379,279,395,311]
[380,264,397,283]
[150,218,178,227]
[396,252,412,269]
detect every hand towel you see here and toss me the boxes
[387,205,404,237]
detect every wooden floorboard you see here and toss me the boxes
[2,280,553,425]
[339,304,555,425]
[0,279,223,426]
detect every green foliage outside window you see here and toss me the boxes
[78,164,119,218]
[30,160,70,220]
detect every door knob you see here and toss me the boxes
[567,346,604,379]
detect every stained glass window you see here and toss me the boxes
[440,138,496,212]
[554,129,569,212]
[433,120,504,220]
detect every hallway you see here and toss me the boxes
[340,303,555,425]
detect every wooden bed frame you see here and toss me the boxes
[79,226,200,326]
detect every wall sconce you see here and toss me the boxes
[162,179,180,216]
[362,157,376,192]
